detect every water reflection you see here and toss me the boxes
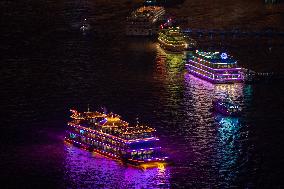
[184,73,245,102]
[214,113,249,187]
[215,114,241,144]
[183,73,245,129]
[183,73,250,187]
[154,43,186,111]
[63,144,171,188]
[153,44,188,160]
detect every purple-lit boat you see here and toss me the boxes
[186,50,244,83]
[65,109,169,167]
[213,98,242,116]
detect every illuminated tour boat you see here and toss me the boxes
[126,6,165,36]
[213,97,242,116]
[186,50,244,83]
[65,109,169,166]
[158,27,197,53]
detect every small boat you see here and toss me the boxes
[213,97,241,116]
[80,18,91,33]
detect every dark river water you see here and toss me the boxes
[1,0,284,188]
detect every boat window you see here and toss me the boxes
[129,140,156,149]
[70,133,76,139]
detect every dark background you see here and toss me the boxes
[1,0,284,188]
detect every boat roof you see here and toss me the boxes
[69,109,156,136]
[100,113,129,127]
[70,110,106,119]
[195,50,237,64]
[159,27,189,43]
[130,6,164,19]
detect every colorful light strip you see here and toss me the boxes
[65,138,167,164]
[194,51,237,64]
[187,63,242,77]
[69,124,125,143]
[188,60,242,71]
[129,147,161,152]
[68,131,124,151]
[65,138,120,159]
[70,131,161,153]
[187,67,243,83]
[68,123,157,144]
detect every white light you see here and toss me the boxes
[221,53,228,59]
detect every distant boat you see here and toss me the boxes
[158,26,197,53]
[213,97,241,116]
[80,18,91,33]
[126,6,165,36]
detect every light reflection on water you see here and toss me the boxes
[183,73,250,187]
[59,43,256,188]
[185,73,245,100]
[64,144,171,188]
[214,114,246,187]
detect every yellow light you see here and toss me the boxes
[140,162,167,170]
[158,163,165,171]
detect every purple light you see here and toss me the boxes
[128,137,158,144]
[66,119,169,165]
[185,60,244,83]
[70,123,138,143]
[188,60,242,72]
[187,68,243,83]
[187,63,242,77]
[66,137,167,163]
[128,147,161,152]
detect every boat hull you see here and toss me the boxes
[64,137,168,167]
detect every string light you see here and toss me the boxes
[158,27,197,52]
